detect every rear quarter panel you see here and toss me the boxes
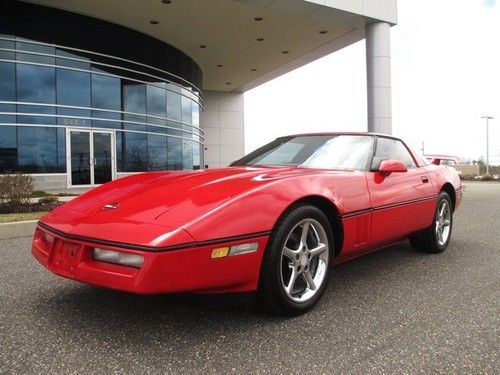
[425,164,462,210]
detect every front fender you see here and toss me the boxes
[181,171,370,242]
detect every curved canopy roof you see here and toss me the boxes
[26,0,396,92]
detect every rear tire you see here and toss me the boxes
[409,191,453,253]
[258,205,334,316]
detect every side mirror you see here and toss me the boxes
[378,159,408,176]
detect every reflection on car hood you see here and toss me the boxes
[40,166,340,246]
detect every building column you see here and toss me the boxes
[365,22,392,134]
[201,91,245,168]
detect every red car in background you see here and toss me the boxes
[32,133,462,315]
[425,154,460,167]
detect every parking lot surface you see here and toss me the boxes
[1,182,498,374]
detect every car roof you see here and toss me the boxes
[277,132,403,141]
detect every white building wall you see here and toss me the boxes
[202,91,245,168]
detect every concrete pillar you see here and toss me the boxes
[201,91,245,168]
[365,22,392,134]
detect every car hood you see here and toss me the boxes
[40,167,323,246]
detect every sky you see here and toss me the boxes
[244,0,500,165]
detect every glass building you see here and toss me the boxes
[0,1,203,188]
[0,0,397,190]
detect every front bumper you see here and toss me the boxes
[32,225,269,295]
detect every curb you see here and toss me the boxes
[0,196,76,241]
[0,220,37,240]
[30,196,76,203]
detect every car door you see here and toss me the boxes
[366,136,436,247]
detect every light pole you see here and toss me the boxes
[481,115,494,176]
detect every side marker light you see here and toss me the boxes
[211,243,259,259]
[211,247,230,259]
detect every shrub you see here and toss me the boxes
[38,196,59,204]
[0,173,35,206]
[32,190,49,197]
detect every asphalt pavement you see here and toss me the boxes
[1,182,498,374]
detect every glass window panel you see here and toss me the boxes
[182,139,193,170]
[116,132,124,171]
[122,121,147,132]
[56,49,91,69]
[18,126,64,173]
[0,62,16,100]
[303,135,373,171]
[146,84,167,134]
[17,104,55,125]
[192,103,200,127]
[192,127,202,141]
[252,141,305,166]
[181,88,192,99]
[147,117,167,134]
[167,137,182,170]
[0,125,18,172]
[199,143,204,169]
[0,37,15,64]
[122,114,147,132]
[57,108,91,127]
[123,82,146,132]
[235,135,372,171]
[91,71,121,130]
[120,132,147,172]
[0,38,15,48]
[57,128,66,170]
[122,116,146,132]
[148,134,168,171]
[93,132,113,184]
[166,91,181,121]
[91,110,121,129]
[16,41,55,64]
[0,103,16,124]
[193,142,201,170]
[92,74,121,110]
[123,82,146,114]
[373,138,417,169]
[17,115,56,125]
[56,69,91,107]
[17,64,56,103]
[181,96,192,124]
[0,50,15,59]
[70,131,90,185]
[166,83,181,94]
[147,84,166,117]
[167,120,182,136]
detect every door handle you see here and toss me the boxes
[420,175,429,183]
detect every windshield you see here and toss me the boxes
[232,135,374,171]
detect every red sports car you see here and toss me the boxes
[32,133,462,315]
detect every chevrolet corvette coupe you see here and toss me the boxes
[32,133,462,315]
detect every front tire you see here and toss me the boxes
[258,205,334,315]
[409,191,453,253]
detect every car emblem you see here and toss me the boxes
[103,203,119,210]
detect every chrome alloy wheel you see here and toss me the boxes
[435,199,451,246]
[280,218,329,302]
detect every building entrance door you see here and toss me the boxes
[67,129,115,187]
